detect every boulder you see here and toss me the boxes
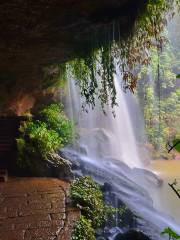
[132,168,163,187]
[46,153,74,181]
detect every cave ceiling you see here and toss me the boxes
[0,0,146,114]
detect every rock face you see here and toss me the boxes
[11,152,74,181]
[0,0,147,114]
[0,178,80,240]
[46,153,74,181]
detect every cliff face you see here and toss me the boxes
[0,0,146,115]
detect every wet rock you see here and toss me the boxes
[79,128,114,159]
[103,157,132,177]
[77,143,88,156]
[96,228,105,236]
[115,230,151,240]
[132,168,163,187]
[46,153,74,181]
[60,149,82,170]
[102,182,113,192]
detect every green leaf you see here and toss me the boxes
[172,139,180,153]
[176,74,180,78]
[161,227,180,239]
[70,176,118,229]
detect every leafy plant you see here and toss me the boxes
[39,103,74,145]
[16,104,74,170]
[71,216,96,240]
[161,227,180,239]
[70,176,116,229]
[16,120,62,169]
[16,138,26,166]
[22,120,61,157]
[70,176,120,240]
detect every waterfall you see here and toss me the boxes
[66,74,143,168]
[63,72,180,239]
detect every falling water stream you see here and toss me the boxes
[63,72,180,239]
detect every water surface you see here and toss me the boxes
[150,160,180,225]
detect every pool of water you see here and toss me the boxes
[149,160,180,225]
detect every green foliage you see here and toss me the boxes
[63,0,179,109]
[136,32,180,158]
[16,104,74,169]
[161,227,180,239]
[71,216,96,240]
[16,138,26,166]
[70,177,120,240]
[176,74,180,78]
[42,64,67,89]
[70,176,115,229]
[67,46,116,110]
[39,104,74,145]
[23,120,61,157]
[16,120,62,168]
[172,139,180,153]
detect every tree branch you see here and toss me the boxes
[168,181,180,199]
[166,140,180,153]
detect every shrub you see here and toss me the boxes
[16,103,74,170]
[71,216,96,240]
[16,120,62,169]
[16,137,26,167]
[22,120,62,157]
[39,103,74,145]
[70,176,116,229]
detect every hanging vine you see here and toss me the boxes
[64,0,179,109]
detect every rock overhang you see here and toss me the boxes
[0,0,147,114]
